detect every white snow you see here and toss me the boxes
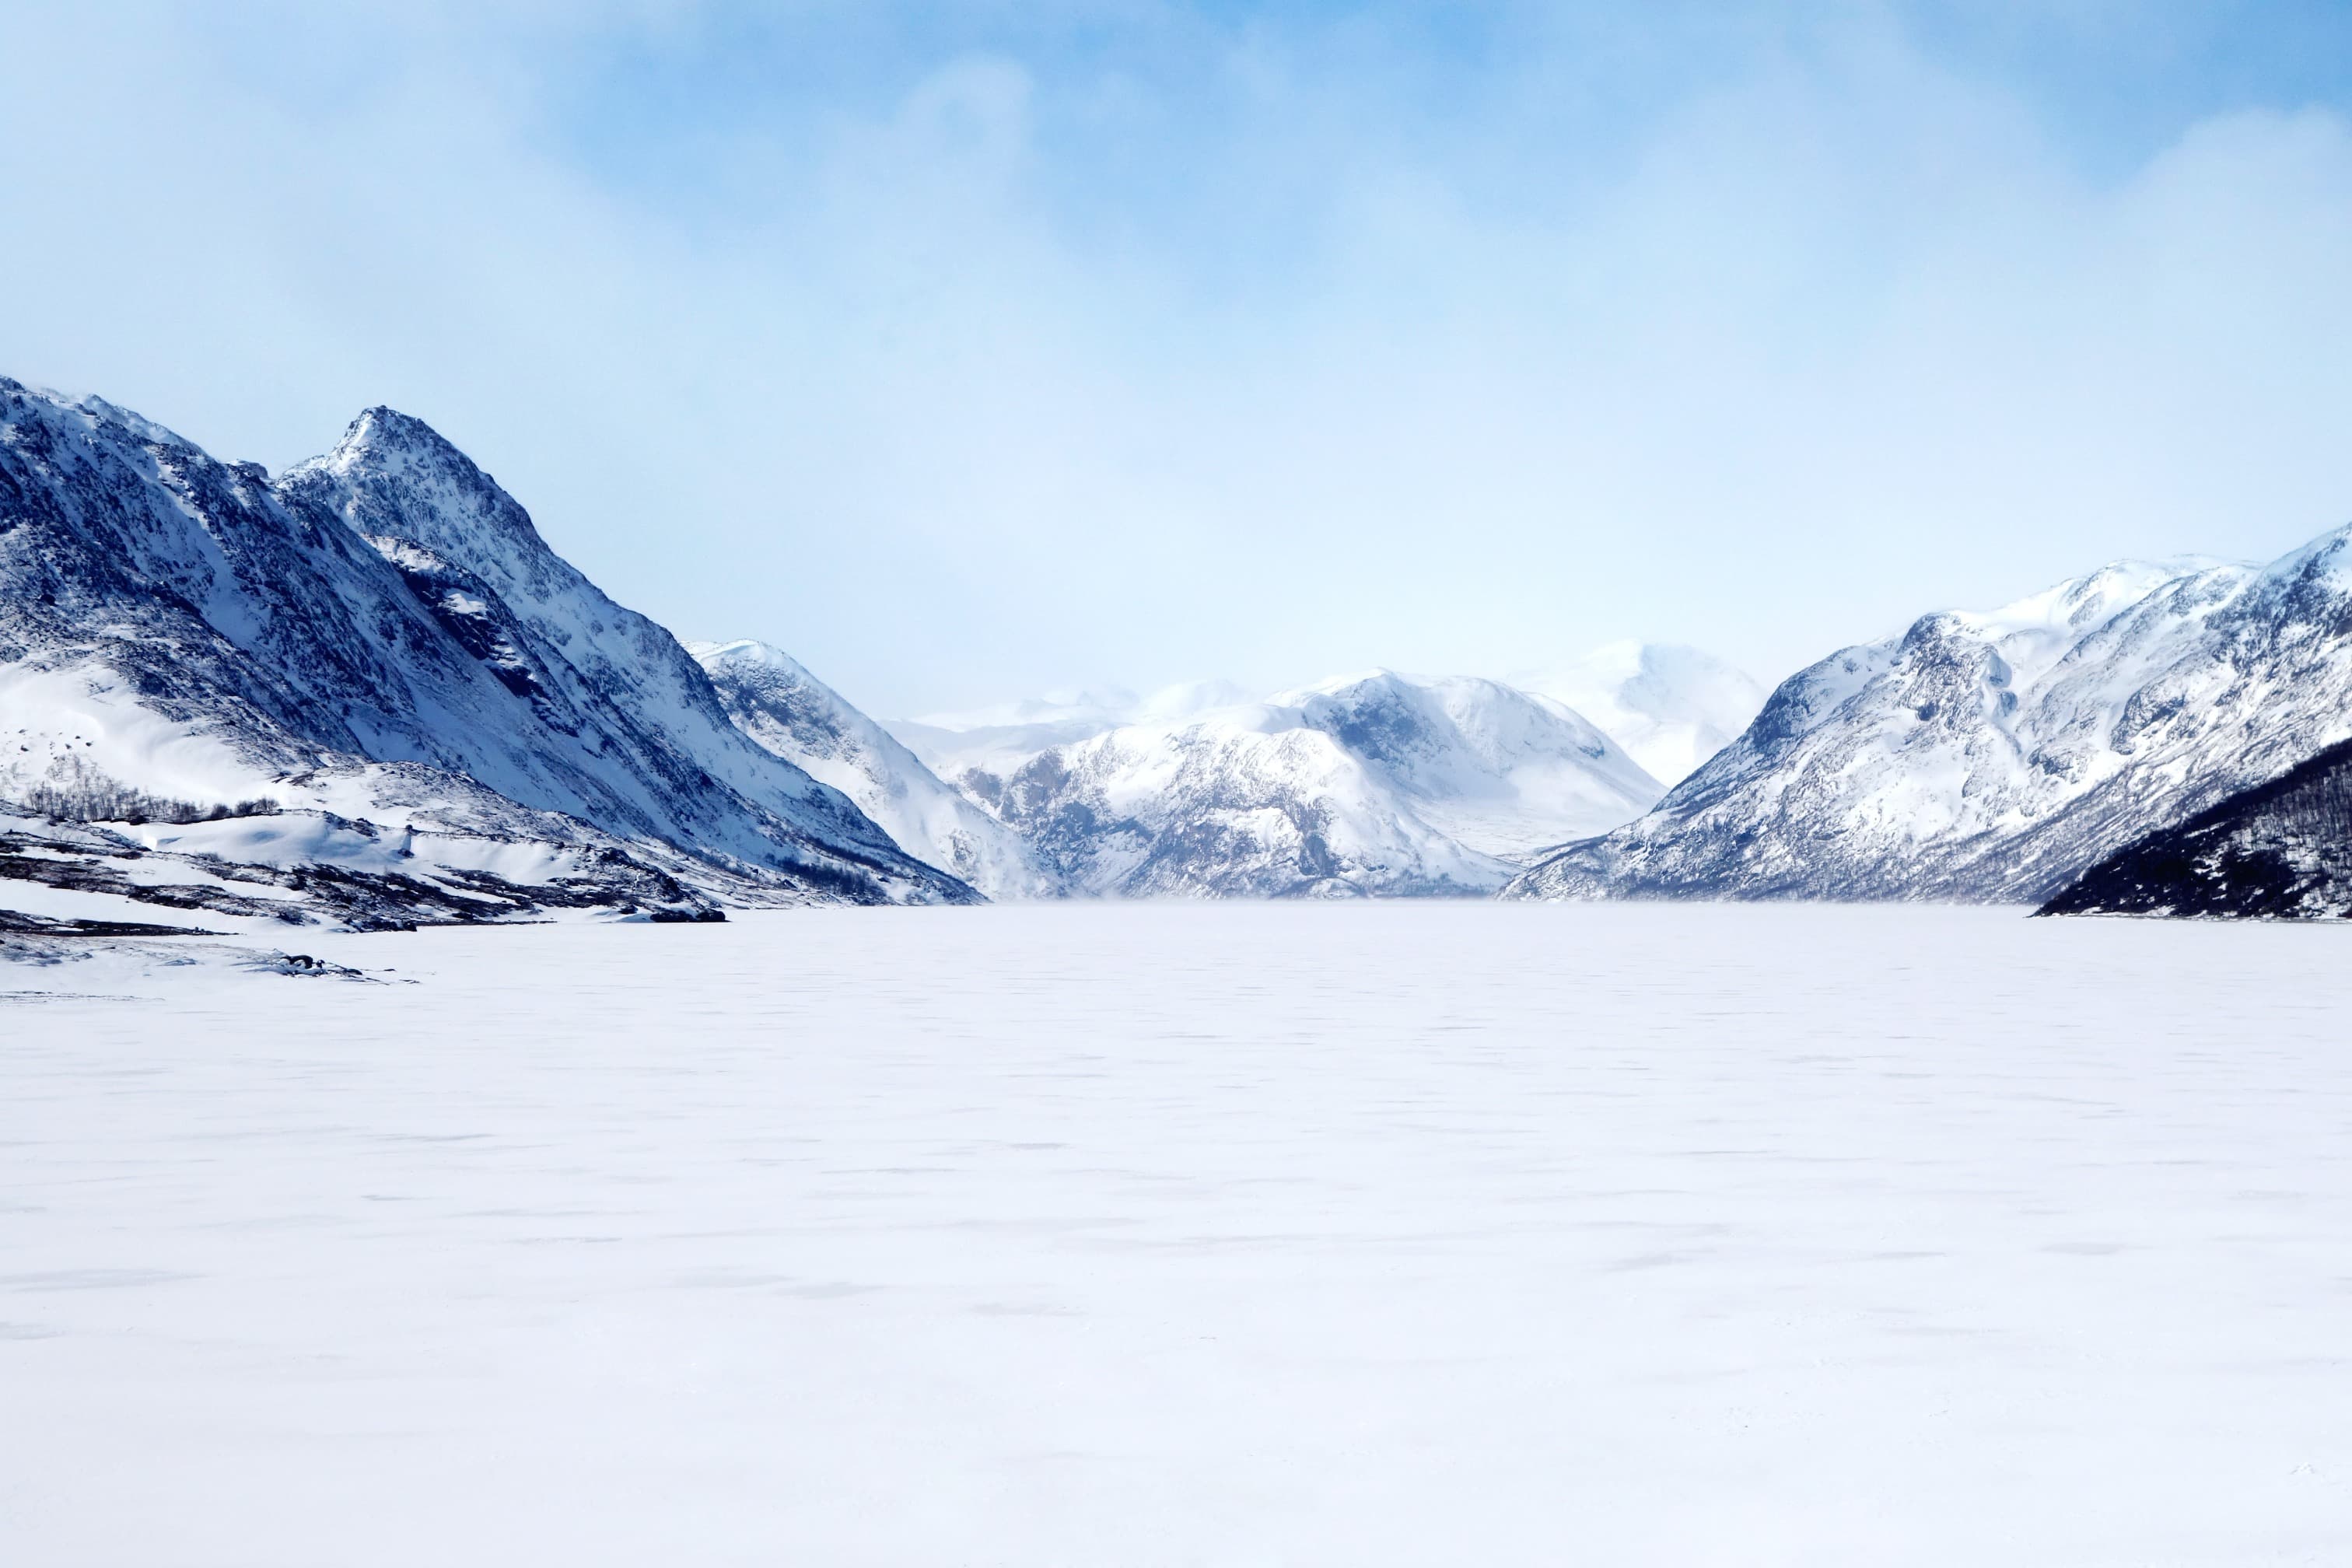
[4,904,2347,1564]
[891,669,1664,892]
[0,661,285,813]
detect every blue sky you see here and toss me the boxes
[7,2,2352,713]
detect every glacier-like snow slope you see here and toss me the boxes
[1517,642,1768,786]
[927,670,1661,897]
[0,380,970,916]
[7,905,2350,1564]
[690,639,1053,899]
[1509,534,2352,903]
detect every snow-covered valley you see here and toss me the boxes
[14,12,2352,1567]
[5,904,2349,1566]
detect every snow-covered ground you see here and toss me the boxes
[4,905,2348,1565]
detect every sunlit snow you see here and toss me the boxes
[4,904,2347,1564]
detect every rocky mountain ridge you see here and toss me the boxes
[0,379,974,929]
[1506,530,2352,905]
[891,669,1668,898]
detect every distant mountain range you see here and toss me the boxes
[872,649,1766,898]
[10,376,2347,924]
[702,659,1748,899]
[1506,533,2352,912]
[880,670,1668,898]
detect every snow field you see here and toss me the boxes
[2,904,2349,1565]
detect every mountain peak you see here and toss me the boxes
[314,406,493,492]
[338,404,462,459]
[2258,518,2352,594]
[691,638,804,674]
[289,405,548,561]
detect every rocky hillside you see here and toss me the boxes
[2039,737,2352,919]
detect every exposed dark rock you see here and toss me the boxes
[2039,739,2352,919]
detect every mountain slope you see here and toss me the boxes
[1507,533,2352,904]
[1517,643,1766,787]
[2038,737,2352,919]
[276,408,961,897]
[691,639,1052,899]
[960,712,1508,898]
[1273,671,1662,862]
[0,380,971,916]
[929,670,1661,898]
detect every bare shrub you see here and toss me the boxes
[23,768,278,827]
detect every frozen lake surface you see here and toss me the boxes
[4,903,2349,1565]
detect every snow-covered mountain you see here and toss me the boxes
[690,639,1052,900]
[912,670,1662,898]
[1275,671,1664,862]
[0,380,973,925]
[887,681,1250,781]
[1507,529,2352,904]
[2039,737,2352,920]
[1516,642,1767,786]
